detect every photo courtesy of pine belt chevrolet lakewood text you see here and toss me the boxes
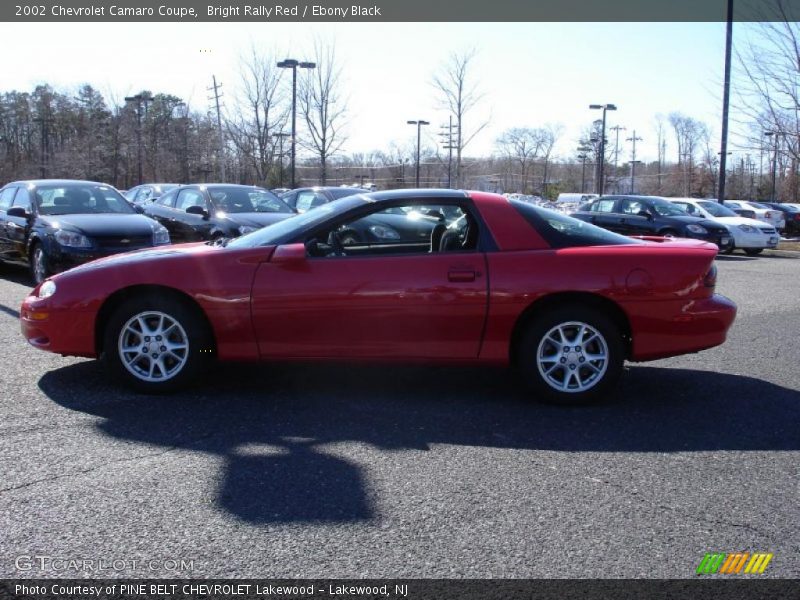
[20,190,736,405]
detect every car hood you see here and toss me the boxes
[225,212,294,228]
[40,214,158,235]
[55,241,217,277]
[711,216,773,228]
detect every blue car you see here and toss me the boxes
[0,179,171,284]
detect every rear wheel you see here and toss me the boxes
[744,248,763,256]
[516,306,624,405]
[102,294,213,393]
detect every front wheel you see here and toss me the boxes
[102,294,213,393]
[744,248,763,256]
[516,306,625,405]
[29,242,51,285]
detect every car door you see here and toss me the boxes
[6,186,33,261]
[144,189,181,236]
[173,188,213,241]
[616,198,653,235]
[584,197,619,230]
[250,200,489,359]
[0,186,19,259]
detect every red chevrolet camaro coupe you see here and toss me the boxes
[20,190,736,404]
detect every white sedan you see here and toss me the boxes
[670,198,779,255]
[723,200,786,231]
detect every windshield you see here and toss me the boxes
[209,187,293,214]
[698,201,737,217]
[227,195,370,248]
[650,199,689,217]
[35,184,135,215]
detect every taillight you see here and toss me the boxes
[703,264,717,288]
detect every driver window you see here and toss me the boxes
[176,190,206,211]
[306,203,477,258]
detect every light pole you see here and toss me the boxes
[272,132,290,188]
[277,58,316,189]
[764,130,779,201]
[589,103,617,195]
[124,94,153,185]
[407,119,430,187]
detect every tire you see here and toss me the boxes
[102,293,213,393]
[744,248,763,256]
[515,306,624,405]
[721,244,735,255]
[29,242,51,285]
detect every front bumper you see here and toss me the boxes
[20,295,96,357]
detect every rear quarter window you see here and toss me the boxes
[510,200,643,248]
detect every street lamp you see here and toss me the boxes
[764,130,779,201]
[277,58,316,188]
[589,103,617,195]
[407,119,430,187]
[124,94,153,185]
[272,132,290,188]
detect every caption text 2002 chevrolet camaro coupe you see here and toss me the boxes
[20,190,736,404]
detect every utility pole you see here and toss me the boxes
[32,115,53,178]
[439,116,457,189]
[610,125,626,192]
[208,75,226,181]
[717,0,734,203]
[626,130,643,194]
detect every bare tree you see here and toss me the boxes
[227,46,287,185]
[299,38,348,185]
[432,49,488,187]
[669,112,709,196]
[736,1,800,200]
[495,128,543,192]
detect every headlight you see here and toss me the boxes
[153,224,170,244]
[685,224,708,235]
[368,225,401,240]
[38,280,57,298]
[238,225,258,236]
[54,230,92,248]
[737,224,757,233]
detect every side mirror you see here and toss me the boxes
[186,205,209,219]
[7,207,29,219]
[271,242,307,264]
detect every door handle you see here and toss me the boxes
[448,269,477,282]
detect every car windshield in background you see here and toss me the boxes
[698,201,738,218]
[227,195,370,248]
[651,199,689,217]
[328,188,368,200]
[35,184,136,215]
[511,200,643,247]
[210,188,293,214]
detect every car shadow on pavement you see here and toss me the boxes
[38,361,800,524]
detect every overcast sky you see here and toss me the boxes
[1,21,763,163]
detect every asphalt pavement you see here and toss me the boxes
[0,253,797,579]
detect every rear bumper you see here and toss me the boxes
[627,294,737,361]
[20,295,96,357]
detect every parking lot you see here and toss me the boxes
[0,253,797,579]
